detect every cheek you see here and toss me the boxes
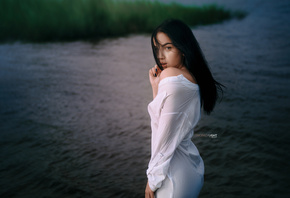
[172,52,183,63]
[167,51,178,59]
[165,51,183,65]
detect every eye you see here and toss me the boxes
[165,46,172,50]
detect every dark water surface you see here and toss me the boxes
[1,0,290,197]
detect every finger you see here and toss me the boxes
[149,68,155,77]
[155,65,158,73]
[155,64,162,75]
[151,68,157,77]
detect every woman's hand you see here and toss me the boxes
[145,180,155,198]
[149,65,162,86]
[149,65,162,99]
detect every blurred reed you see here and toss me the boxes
[0,0,246,42]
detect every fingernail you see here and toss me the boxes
[155,68,157,72]
[154,73,157,77]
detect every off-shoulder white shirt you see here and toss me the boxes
[146,74,204,193]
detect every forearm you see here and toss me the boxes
[152,87,158,99]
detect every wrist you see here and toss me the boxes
[149,182,156,192]
[152,87,158,99]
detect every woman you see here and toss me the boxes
[145,19,223,198]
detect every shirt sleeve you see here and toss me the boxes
[146,83,194,192]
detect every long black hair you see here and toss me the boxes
[151,19,224,114]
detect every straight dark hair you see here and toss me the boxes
[151,19,224,114]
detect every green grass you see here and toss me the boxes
[0,0,246,42]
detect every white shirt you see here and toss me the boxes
[146,74,204,192]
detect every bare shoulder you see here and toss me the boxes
[160,67,183,81]
[160,67,197,84]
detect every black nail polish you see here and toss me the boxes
[155,73,157,77]
[155,68,157,72]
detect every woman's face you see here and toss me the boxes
[155,32,184,69]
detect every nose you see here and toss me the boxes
[158,49,165,60]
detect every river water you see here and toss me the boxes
[1,0,290,197]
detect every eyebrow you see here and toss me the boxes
[160,42,173,47]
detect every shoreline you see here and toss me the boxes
[0,0,246,43]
